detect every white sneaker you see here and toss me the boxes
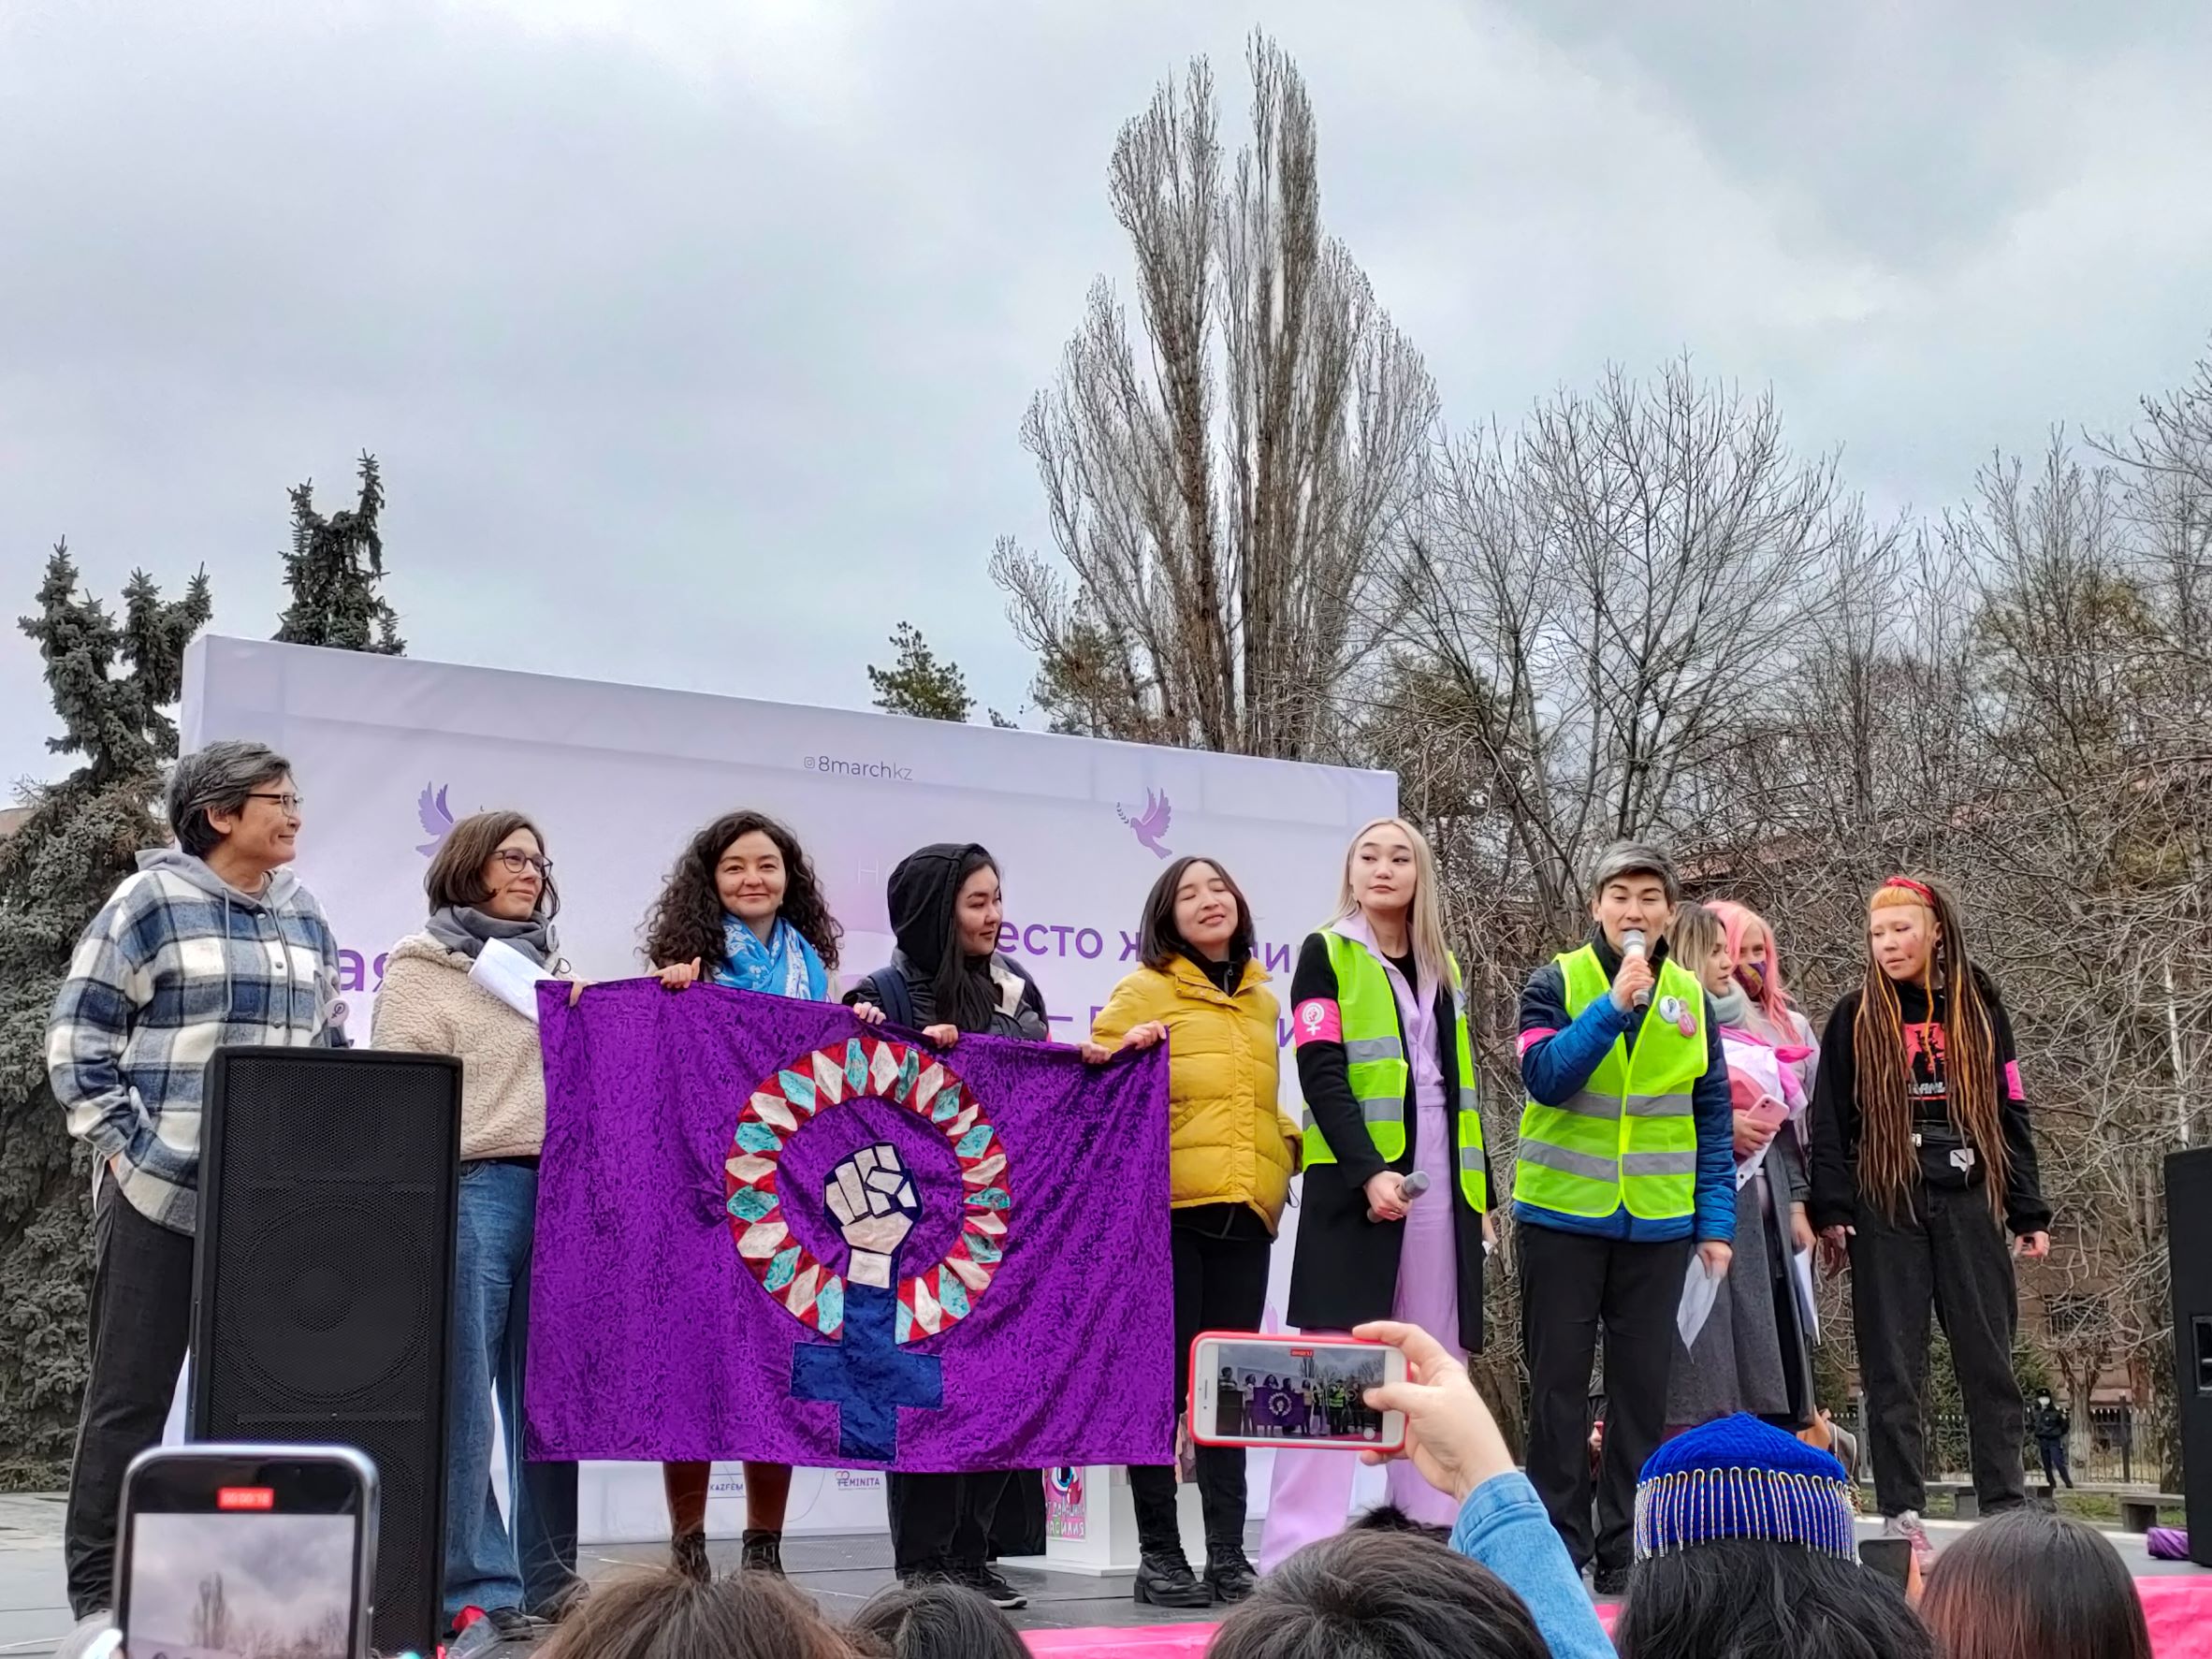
[1884,1509,1933,1567]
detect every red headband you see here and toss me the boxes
[1881,876,1934,905]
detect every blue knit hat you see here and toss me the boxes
[1634,1414,1856,1562]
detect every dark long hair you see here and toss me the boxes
[930,848,998,1034]
[425,809,559,920]
[540,1568,849,1659]
[641,811,841,972]
[1138,855,1256,972]
[1853,873,2005,1219]
[1919,1508,2152,1659]
[847,1581,1025,1659]
[1614,1539,1932,1659]
[1207,1529,1548,1659]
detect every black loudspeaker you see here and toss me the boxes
[2167,1145,2212,1566]
[191,1047,462,1656]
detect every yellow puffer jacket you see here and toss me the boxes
[1092,954,1302,1230]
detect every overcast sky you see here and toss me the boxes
[128,1512,354,1652]
[5,0,2209,793]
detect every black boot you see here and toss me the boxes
[1204,1546,1257,1605]
[740,1530,784,1577]
[671,1531,712,1582]
[1134,1547,1212,1608]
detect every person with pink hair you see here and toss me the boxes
[1661,900,1820,1432]
[1709,900,1819,1402]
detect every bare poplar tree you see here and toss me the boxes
[1357,359,1875,1434]
[1385,359,1869,931]
[991,34,1436,759]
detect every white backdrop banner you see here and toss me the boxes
[178,636,1398,1540]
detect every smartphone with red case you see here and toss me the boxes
[1187,1332,1407,1452]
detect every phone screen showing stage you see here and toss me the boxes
[1205,1339,1390,1444]
[126,1508,357,1659]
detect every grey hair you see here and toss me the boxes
[1586,839,1680,905]
[168,740,292,856]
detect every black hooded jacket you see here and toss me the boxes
[844,842,1048,1040]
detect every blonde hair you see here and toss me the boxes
[1333,817,1455,987]
[1666,901,1724,975]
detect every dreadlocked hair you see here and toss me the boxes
[1852,874,2009,1221]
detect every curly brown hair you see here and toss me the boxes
[641,811,842,972]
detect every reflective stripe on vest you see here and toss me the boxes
[1513,945,1705,1220]
[1301,931,1487,1211]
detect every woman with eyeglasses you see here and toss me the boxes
[371,811,584,1642]
[644,810,846,1581]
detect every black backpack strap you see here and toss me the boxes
[870,968,917,1031]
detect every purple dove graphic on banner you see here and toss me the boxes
[1116,789,1172,858]
[415,782,455,857]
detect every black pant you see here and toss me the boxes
[2039,1437,2074,1490]
[1850,1183,2027,1516]
[1129,1204,1273,1561]
[1521,1223,1691,1572]
[888,1471,1012,1576]
[66,1184,196,1618]
[989,1471,1046,1558]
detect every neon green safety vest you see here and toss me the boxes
[1513,945,1705,1219]
[1301,930,1487,1210]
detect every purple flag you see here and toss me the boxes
[526,981,1175,1472]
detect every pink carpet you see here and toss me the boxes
[1024,1576,2212,1658]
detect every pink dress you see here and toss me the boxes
[1260,948,1465,1569]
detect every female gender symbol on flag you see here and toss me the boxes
[790,1142,944,1461]
[722,1036,1015,1460]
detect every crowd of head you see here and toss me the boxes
[537,1362,2161,1659]
[535,1502,2158,1659]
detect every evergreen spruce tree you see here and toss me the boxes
[867,622,976,721]
[865,622,1016,725]
[274,452,403,653]
[0,543,211,1480]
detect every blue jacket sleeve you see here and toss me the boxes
[1519,962,1636,1106]
[1449,1472,1613,1659]
[1693,995,1736,1244]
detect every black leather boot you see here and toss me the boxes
[740,1529,784,1576]
[1204,1546,1258,1604]
[671,1531,712,1582]
[1134,1547,1212,1608]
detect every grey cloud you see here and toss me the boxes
[3,0,2208,793]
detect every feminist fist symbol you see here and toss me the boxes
[827,1143,919,1289]
[792,1142,941,1463]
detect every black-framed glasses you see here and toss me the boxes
[246,792,304,812]
[492,850,553,877]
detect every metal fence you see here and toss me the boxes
[1837,1400,2147,1488]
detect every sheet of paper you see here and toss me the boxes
[1677,1251,1723,1348]
[1792,1246,1822,1343]
[469,938,548,1023]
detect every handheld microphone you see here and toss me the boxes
[1623,928,1652,1010]
[1369,1169,1430,1222]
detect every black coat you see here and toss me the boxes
[1284,930,1492,1353]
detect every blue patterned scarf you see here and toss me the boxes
[710,914,829,1003]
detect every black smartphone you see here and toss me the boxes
[1859,1536,1913,1592]
[117,1445,378,1659]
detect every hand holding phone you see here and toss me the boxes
[118,1446,377,1659]
[1353,1319,1516,1505]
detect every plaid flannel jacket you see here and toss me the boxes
[46,849,342,1233]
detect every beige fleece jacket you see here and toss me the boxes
[369,932,548,1160]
